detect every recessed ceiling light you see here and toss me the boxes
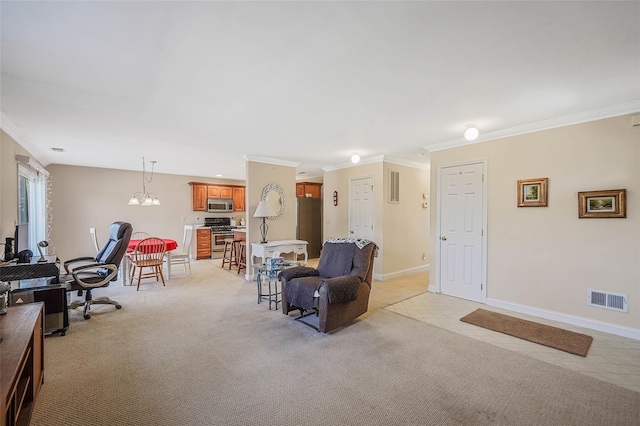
[51,147,65,152]
[215,174,223,177]
[351,153,360,164]
[464,125,479,141]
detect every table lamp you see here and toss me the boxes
[253,200,278,243]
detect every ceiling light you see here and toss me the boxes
[464,125,479,141]
[128,157,161,206]
[351,153,361,164]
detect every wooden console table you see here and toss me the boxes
[1,303,44,426]
[251,240,308,266]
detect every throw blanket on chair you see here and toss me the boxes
[324,237,379,255]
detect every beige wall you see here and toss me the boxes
[245,160,297,273]
[47,164,245,262]
[0,130,38,243]
[430,114,640,331]
[382,162,430,275]
[323,160,430,279]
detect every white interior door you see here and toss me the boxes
[438,162,485,302]
[349,177,374,241]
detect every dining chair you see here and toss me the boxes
[89,227,100,253]
[129,237,167,291]
[166,225,193,278]
[131,231,151,240]
[123,231,151,285]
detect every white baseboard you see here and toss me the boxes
[374,264,430,282]
[486,298,640,341]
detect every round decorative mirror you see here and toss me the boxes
[261,183,285,220]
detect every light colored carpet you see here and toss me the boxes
[31,261,639,425]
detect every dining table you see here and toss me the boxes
[122,238,178,285]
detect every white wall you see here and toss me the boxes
[430,114,640,332]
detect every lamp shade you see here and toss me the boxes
[253,200,278,218]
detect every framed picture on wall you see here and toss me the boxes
[517,178,548,207]
[578,189,626,218]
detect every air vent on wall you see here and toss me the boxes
[588,289,628,312]
[389,170,399,203]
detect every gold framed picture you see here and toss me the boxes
[517,178,548,207]
[578,189,626,219]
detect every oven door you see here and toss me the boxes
[211,232,234,259]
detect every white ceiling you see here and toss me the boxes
[1,1,639,180]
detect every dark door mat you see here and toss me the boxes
[460,308,593,357]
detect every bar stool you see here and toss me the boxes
[221,238,237,270]
[236,241,246,274]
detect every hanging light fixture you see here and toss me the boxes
[128,157,161,206]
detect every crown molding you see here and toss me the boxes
[383,155,430,170]
[322,155,385,172]
[242,155,300,168]
[0,112,50,166]
[323,154,430,172]
[424,101,640,152]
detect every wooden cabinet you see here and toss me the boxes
[196,228,211,260]
[190,183,207,212]
[232,187,245,212]
[189,182,246,212]
[207,185,232,199]
[296,182,322,198]
[1,303,44,426]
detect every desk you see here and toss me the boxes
[0,255,60,283]
[123,239,177,285]
[251,240,308,270]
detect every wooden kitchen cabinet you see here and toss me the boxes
[296,182,322,198]
[190,183,207,211]
[233,187,245,212]
[189,182,245,211]
[196,228,211,260]
[208,185,232,199]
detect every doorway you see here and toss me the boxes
[349,176,374,241]
[436,161,486,302]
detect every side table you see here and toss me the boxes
[255,261,302,310]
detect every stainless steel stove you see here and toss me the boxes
[204,218,234,258]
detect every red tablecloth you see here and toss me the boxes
[127,238,178,252]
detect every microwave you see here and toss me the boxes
[207,199,233,212]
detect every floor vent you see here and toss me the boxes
[588,289,628,312]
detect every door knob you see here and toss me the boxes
[350,230,354,234]
[441,236,447,241]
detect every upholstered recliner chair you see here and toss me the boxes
[280,239,376,333]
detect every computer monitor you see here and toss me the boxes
[15,223,29,253]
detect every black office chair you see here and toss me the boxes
[63,222,132,319]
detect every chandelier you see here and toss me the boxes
[128,157,161,206]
